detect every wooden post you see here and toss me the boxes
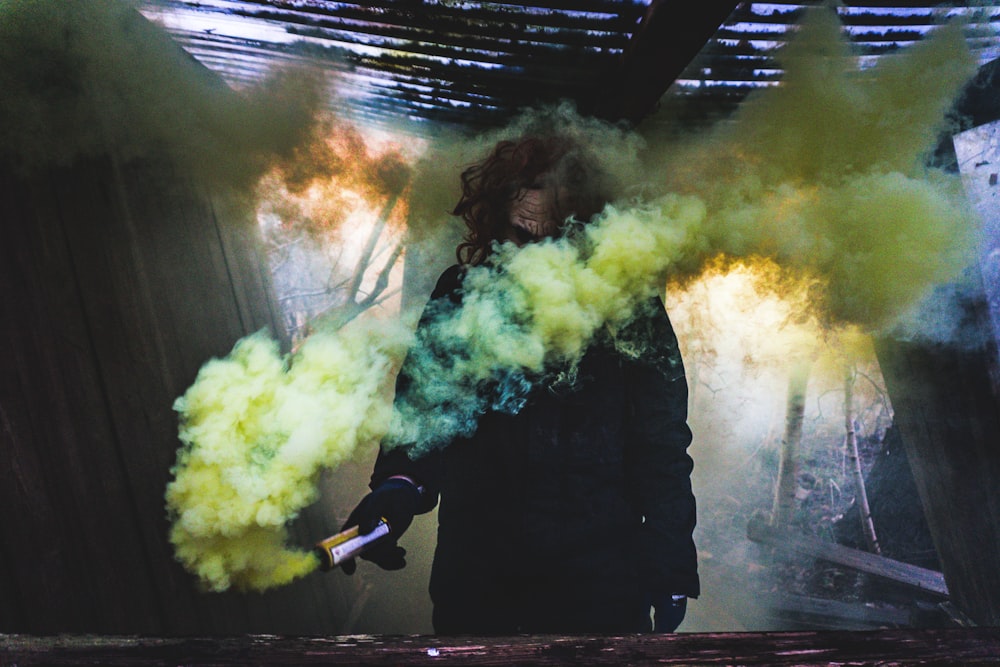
[588,0,743,124]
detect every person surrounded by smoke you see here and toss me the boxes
[339,135,699,634]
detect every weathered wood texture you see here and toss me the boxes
[875,316,1000,626]
[754,592,914,630]
[3,629,1000,666]
[0,153,354,635]
[747,515,949,598]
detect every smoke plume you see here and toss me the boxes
[167,320,411,591]
[647,10,978,329]
[0,0,325,188]
[166,8,981,593]
[385,194,704,456]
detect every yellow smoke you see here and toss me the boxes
[667,256,874,421]
[0,0,325,187]
[165,9,980,592]
[650,10,978,329]
[167,320,411,592]
[386,195,707,456]
[670,256,829,366]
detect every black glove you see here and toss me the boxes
[652,594,687,633]
[340,478,421,575]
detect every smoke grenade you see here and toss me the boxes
[314,519,391,571]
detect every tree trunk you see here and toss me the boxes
[771,362,810,527]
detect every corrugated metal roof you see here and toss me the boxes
[138,1,1000,132]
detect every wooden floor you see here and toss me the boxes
[2,628,999,666]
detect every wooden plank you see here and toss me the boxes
[0,6,350,636]
[589,0,744,124]
[0,153,338,636]
[110,157,282,636]
[117,157,250,377]
[756,592,913,630]
[289,22,616,70]
[46,161,174,633]
[3,629,1000,666]
[237,0,647,22]
[83,154,241,636]
[238,6,635,50]
[875,331,1000,626]
[746,515,949,597]
[0,169,63,634]
[0,162,168,634]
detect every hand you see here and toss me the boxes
[340,478,421,574]
[652,594,687,633]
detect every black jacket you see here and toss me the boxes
[372,265,698,634]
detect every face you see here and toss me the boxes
[504,182,568,246]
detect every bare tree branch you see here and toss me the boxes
[845,366,881,555]
[344,192,400,304]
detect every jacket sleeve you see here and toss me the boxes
[622,297,699,598]
[369,265,465,514]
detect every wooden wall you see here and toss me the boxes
[875,291,1000,627]
[0,153,355,635]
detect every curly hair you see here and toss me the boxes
[453,135,612,266]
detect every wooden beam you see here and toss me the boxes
[4,629,1000,665]
[756,592,914,630]
[587,0,743,124]
[747,514,949,598]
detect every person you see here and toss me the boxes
[340,135,699,634]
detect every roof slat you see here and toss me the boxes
[141,0,1000,130]
[233,0,646,33]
